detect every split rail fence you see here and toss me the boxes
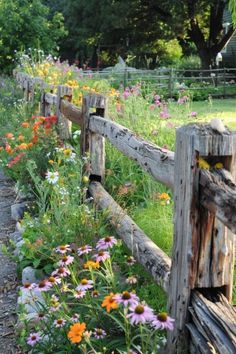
[15,71,236,354]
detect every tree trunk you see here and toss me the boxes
[198,48,215,70]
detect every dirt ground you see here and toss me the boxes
[0,170,21,354]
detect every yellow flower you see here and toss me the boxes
[83,260,100,269]
[82,176,89,184]
[63,148,72,156]
[198,157,210,170]
[48,160,54,165]
[214,162,223,169]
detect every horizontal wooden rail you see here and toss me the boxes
[187,290,236,354]
[200,168,236,234]
[89,115,175,189]
[60,100,83,125]
[89,181,171,292]
[44,92,57,105]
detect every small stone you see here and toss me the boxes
[22,266,38,284]
[15,221,25,233]
[9,231,22,243]
[11,202,27,221]
[17,288,44,313]
[13,240,25,258]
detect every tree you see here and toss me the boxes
[45,0,236,69]
[0,0,66,73]
[175,0,236,69]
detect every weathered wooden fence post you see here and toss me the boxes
[56,85,73,140]
[81,94,107,182]
[167,123,236,353]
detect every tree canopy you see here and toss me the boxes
[0,0,66,72]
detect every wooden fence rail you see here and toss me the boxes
[14,71,236,354]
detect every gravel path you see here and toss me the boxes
[0,170,21,353]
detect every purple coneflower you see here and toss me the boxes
[58,255,74,266]
[74,289,86,299]
[126,276,138,285]
[127,303,153,325]
[55,244,71,254]
[151,312,174,331]
[47,276,61,286]
[93,251,110,262]
[27,332,41,346]
[71,313,80,322]
[96,236,117,250]
[76,278,93,291]
[91,290,100,298]
[115,291,139,307]
[77,244,92,256]
[36,313,46,321]
[52,267,70,278]
[93,328,107,339]
[21,282,36,291]
[54,318,66,328]
[123,350,137,354]
[36,280,51,292]
[126,255,136,266]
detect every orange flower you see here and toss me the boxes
[21,122,29,128]
[83,260,100,269]
[33,121,42,131]
[67,322,86,344]
[27,142,33,149]
[39,116,46,122]
[5,143,12,154]
[102,293,118,313]
[159,192,170,201]
[18,134,25,141]
[18,143,28,150]
[5,133,14,139]
[31,135,38,144]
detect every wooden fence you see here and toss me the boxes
[84,67,236,98]
[14,71,236,354]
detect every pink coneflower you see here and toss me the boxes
[76,279,93,291]
[21,282,36,291]
[55,244,71,254]
[52,267,70,278]
[123,88,131,99]
[96,236,117,250]
[126,276,138,285]
[36,280,51,292]
[71,313,80,322]
[93,328,107,339]
[91,290,100,298]
[115,291,139,307]
[127,303,153,325]
[36,313,46,321]
[47,276,61,286]
[53,318,66,328]
[126,255,136,266]
[93,251,110,262]
[77,244,92,256]
[58,255,74,266]
[74,290,86,299]
[151,312,174,330]
[27,332,41,346]
[189,111,197,117]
